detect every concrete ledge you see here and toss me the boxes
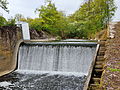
[83,44,100,90]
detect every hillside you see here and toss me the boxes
[101,22,120,89]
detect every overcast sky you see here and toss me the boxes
[0,0,120,21]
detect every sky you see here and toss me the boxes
[113,0,120,21]
[0,0,120,21]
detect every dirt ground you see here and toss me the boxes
[101,22,120,90]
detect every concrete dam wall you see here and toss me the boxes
[18,42,97,75]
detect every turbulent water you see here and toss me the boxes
[0,71,86,90]
[0,42,97,90]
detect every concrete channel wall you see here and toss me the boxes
[0,40,23,77]
[83,44,99,90]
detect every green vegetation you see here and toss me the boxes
[108,67,120,72]
[20,18,43,31]
[14,14,24,22]
[69,0,116,38]
[0,16,7,26]
[6,18,16,26]
[0,16,16,26]
[0,0,116,39]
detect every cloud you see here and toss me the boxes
[1,0,120,21]
[2,0,45,19]
[52,0,83,15]
[113,0,120,21]
[2,0,83,19]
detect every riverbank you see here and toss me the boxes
[101,22,120,89]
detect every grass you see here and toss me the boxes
[108,67,120,72]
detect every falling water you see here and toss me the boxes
[18,42,96,75]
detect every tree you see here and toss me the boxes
[14,14,24,21]
[36,0,69,38]
[20,17,43,31]
[6,17,16,26]
[0,16,6,26]
[68,0,116,38]
[0,0,9,12]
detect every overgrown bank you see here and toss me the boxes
[101,22,120,89]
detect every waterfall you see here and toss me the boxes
[18,42,97,75]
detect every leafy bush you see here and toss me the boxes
[0,16,7,26]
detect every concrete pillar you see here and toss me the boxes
[16,22,30,40]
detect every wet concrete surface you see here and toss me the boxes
[0,71,86,90]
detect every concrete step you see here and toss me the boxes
[96,61,104,65]
[91,78,100,84]
[96,56,104,61]
[98,51,105,56]
[94,69,103,72]
[89,84,100,90]
[93,69,103,77]
[95,65,103,69]
[99,47,106,51]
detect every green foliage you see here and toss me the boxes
[14,14,24,21]
[30,18,43,31]
[20,18,42,31]
[36,0,69,38]
[0,16,15,26]
[6,18,16,26]
[0,0,9,12]
[68,0,116,39]
[66,22,88,38]
[108,68,120,72]
[0,16,7,26]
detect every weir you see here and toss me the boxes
[17,42,97,75]
[0,40,99,90]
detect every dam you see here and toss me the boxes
[0,40,98,90]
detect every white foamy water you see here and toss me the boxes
[15,70,87,76]
[0,81,13,87]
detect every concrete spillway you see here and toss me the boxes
[0,41,98,90]
[18,42,97,75]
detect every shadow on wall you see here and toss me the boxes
[0,26,22,76]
